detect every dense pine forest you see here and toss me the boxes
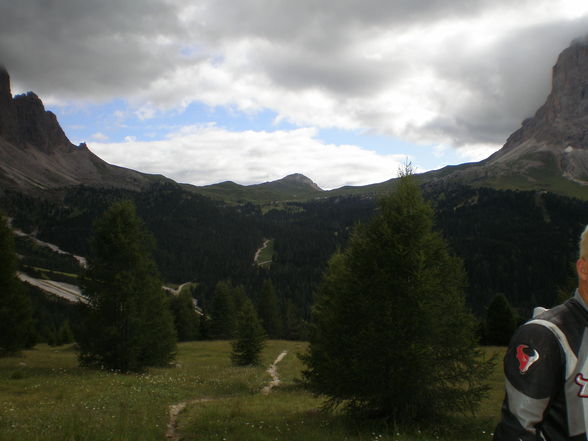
[2,181,588,332]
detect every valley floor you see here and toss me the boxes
[0,342,505,441]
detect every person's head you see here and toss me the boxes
[577,225,588,298]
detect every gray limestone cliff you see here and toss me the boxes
[427,38,588,192]
[0,67,167,192]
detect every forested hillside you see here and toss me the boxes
[0,184,374,323]
[3,181,588,323]
[431,185,588,313]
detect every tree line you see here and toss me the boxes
[3,179,588,350]
[0,201,272,370]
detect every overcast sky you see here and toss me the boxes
[2,0,588,189]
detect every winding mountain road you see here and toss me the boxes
[17,272,88,303]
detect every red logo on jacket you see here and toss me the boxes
[516,344,540,374]
[576,374,588,397]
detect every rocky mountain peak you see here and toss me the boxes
[279,173,323,191]
[0,69,164,192]
[501,38,588,152]
[427,37,588,193]
[549,38,588,120]
[13,91,71,153]
[0,69,71,152]
[0,66,11,104]
[484,38,588,183]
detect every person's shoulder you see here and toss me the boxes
[526,299,576,329]
[535,299,573,319]
[506,302,571,353]
[516,298,585,360]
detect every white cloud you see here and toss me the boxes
[115,0,588,152]
[90,132,109,141]
[4,0,588,163]
[455,143,502,163]
[89,125,408,189]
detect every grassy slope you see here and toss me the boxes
[0,342,505,441]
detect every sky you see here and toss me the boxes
[2,1,588,190]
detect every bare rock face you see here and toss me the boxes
[0,67,18,146]
[0,67,78,152]
[502,39,588,152]
[12,92,71,153]
[429,38,588,191]
[0,68,11,103]
[0,67,165,192]
[492,38,588,185]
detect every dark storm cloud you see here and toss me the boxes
[252,48,403,97]
[0,0,534,99]
[195,0,538,98]
[197,0,533,43]
[421,17,588,146]
[0,0,192,99]
[1,0,587,151]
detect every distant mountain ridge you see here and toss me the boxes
[4,38,588,202]
[196,173,324,202]
[0,69,330,202]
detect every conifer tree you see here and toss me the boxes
[199,312,210,340]
[77,201,176,372]
[169,291,200,341]
[58,320,75,345]
[485,293,517,346]
[258,279,281,338]
[0,213,35,356]
[231,297,266,366]
[284,299,303,340]
[302,170,493,422]
[209,281,236,339]
[231,284,248,313]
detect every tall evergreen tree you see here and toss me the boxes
[209,281,236,339]
[0,213,35,355]
[231,297,266,366]
[258,279,281,338]
[199,312,211,340]
[231,284,248,313]
[169,290,200,341]
[58,320,75,345]
[302,171,493,422]
[77,201,176,372]
[485,293,517,346]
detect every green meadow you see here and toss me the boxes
[0,342,505,441]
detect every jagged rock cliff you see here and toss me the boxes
[428,38,588,194]
[0,67,166,193]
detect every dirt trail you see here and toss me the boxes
[162,282,192,296]
[254,239,270,265]
[165,350,288,440]
[166,398,213,441]
[261,350,288,395]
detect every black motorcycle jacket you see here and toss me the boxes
[494,291,588,441]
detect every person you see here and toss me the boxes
[494,225,588,440]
